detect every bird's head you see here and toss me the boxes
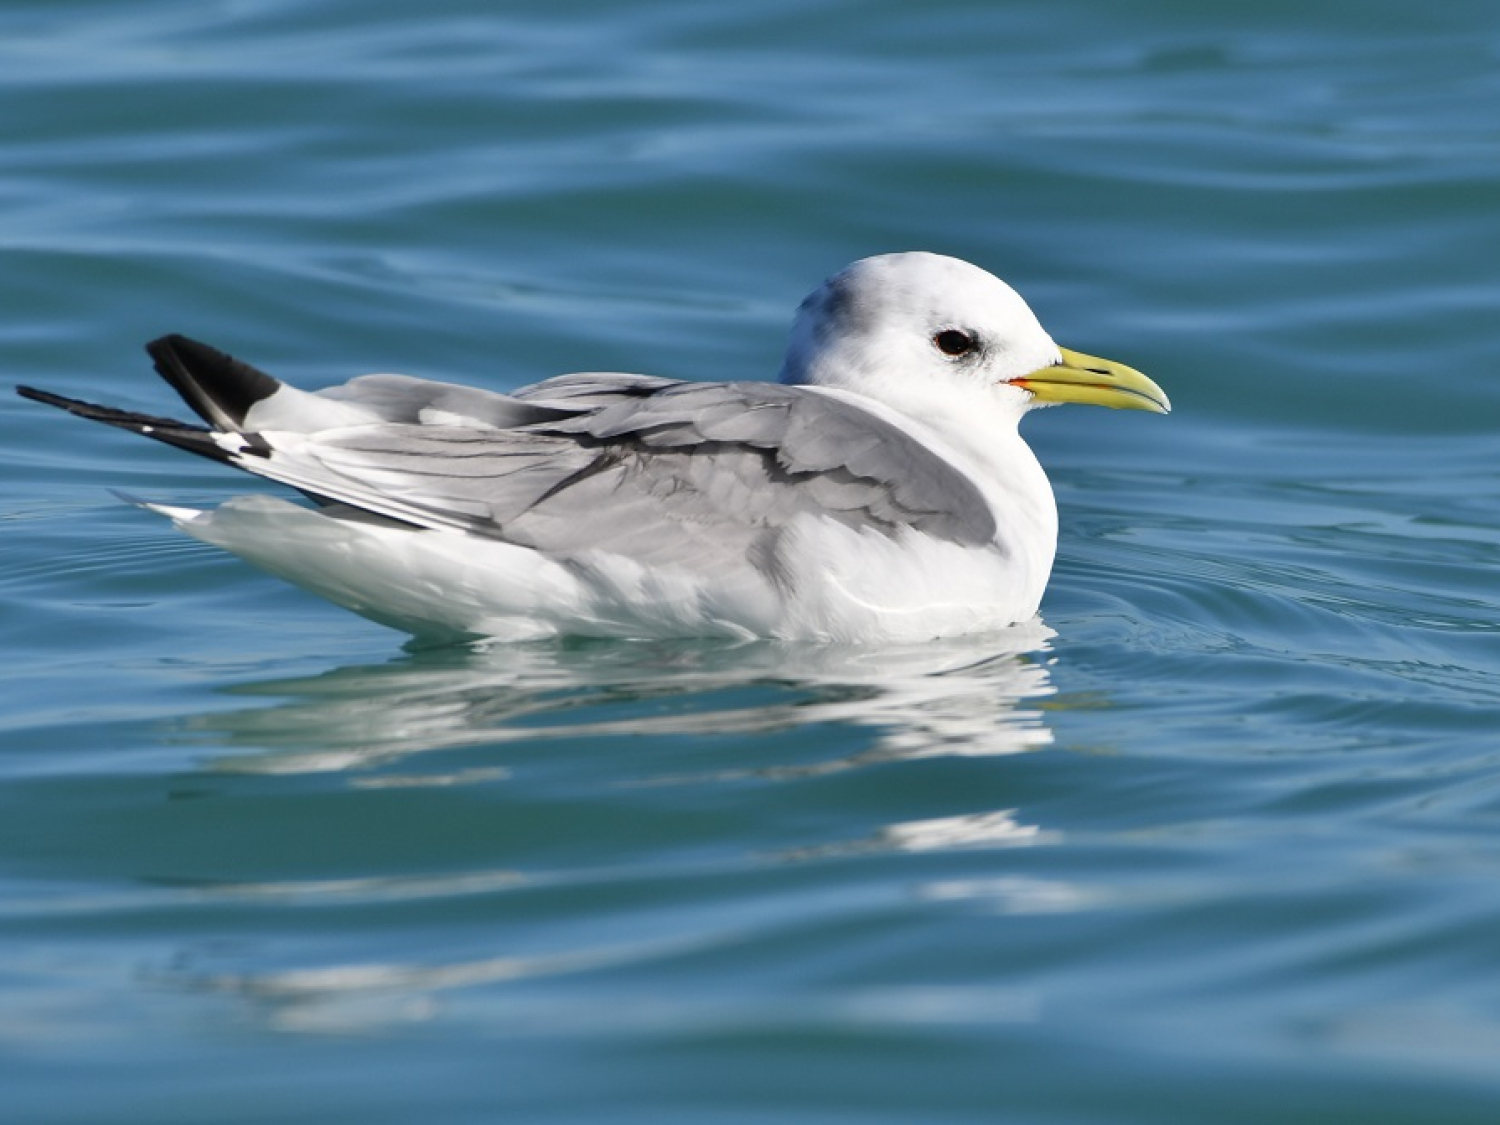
[778,252,1169,420]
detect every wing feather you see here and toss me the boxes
[212,377,996,563]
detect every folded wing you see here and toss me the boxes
[21,336,999,571]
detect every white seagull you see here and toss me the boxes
[19,252,1168,643]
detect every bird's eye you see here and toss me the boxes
[933,329,979,357]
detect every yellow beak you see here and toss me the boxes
[1010,347,1170,414]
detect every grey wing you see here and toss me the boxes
[530,381,998,547]
[313,373,578,428]
[233,379,997,566]
[314,370,682,425]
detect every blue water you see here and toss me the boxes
[4,2,1500,1121]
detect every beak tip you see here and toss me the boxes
[1041,347,1170,415]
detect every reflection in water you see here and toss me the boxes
[156,622,1062,1033]
[160,924,744,1036]
[883,809,1045,851]
[919,876,1098,915]
[191,618,1058,779]
[179,952,1045,1037]
[783,808,1054,862]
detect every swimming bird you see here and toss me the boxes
[17,252,1168,643]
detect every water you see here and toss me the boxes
[3,1,1499,1120]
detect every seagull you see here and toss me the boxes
[17,252,1168,643]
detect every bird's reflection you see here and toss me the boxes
[158,621,1065,1034]
[190,617,1058,780]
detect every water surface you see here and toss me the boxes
[3,1,1500,1121]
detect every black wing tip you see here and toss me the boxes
[16,382,233,462]
[145,333,281,429]
[143,332,210,368]
[17,384,71,409]
[17,384,123,419]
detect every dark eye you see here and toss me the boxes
[933,329,979,357]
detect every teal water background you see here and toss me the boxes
[3,2,1499,1120]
